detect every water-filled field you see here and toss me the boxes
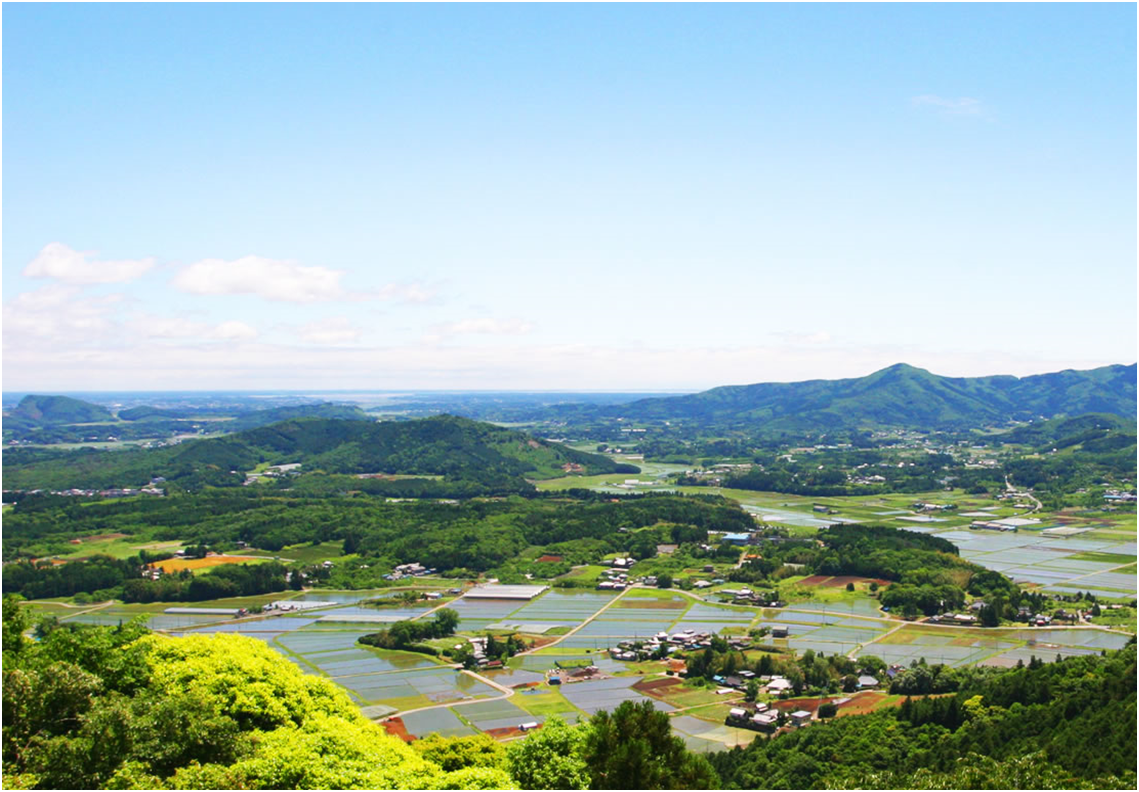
[145,580,1132,750]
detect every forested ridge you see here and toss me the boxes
[708,642,1137,789]
[583,363,1138,434]
[2,415,634,491]
[2,492,753,599]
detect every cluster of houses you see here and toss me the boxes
[926,601,1091,628]
[1103,490,1137,503]
[8,486,165,499]
[546,662,607,685]
[609,630,754,660]
[596,557,636,590]
[911,502,957,512]
[1016,606,1085,626]
[383,562,437,581]
[717,587,784,607]
[726,701,780,730]
[243,463,303,486]
[463,636,503,669]
[725,701,813,731]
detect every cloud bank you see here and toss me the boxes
[23,243,155,284]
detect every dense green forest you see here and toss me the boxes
[1,492,752,598]
[727,524,1015,617]
[2,415,635,491]
[708,642,1137,789]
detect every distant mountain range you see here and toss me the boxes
[2,415,634,491]
[584,363,1138,434]
[2,398,371,444]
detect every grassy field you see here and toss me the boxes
[242,540,345,564]
[656,681,743,709]
[557,565,607,585]
[512,689,583,718]
[56,532,170,560]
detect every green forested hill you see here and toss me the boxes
[996,412,1137,452]
[1,415,634,491]
[592,363,1137,433]
[709,643,1137,789]
[6,394,113,426]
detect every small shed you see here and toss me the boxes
[790,710,812,727]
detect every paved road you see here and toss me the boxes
[1005,475,1042,513]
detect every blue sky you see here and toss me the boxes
[4,3,1135,391]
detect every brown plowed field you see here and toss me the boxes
[633,677,682,696]
[797,574,892,588]
[822,575,892,588]
[769,691,899,717]
[834,692,901,716]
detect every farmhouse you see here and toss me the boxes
[790,710,813,727]
[766,676,793,693]
[720,533,752,546]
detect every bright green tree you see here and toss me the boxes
[505,716,589,790]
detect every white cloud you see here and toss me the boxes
[131,314,208,339]
[911,95,984,116]
[298,317,361,345]
[3,285,123,344]
[124,313,257,342]
[427,317,535,341]
[209,320,259,341]
[172,255,438,304]
[23,242,155,284]
[172,256,347,303]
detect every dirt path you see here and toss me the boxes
[57,600,116,621]
[1005,475,1042,513]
